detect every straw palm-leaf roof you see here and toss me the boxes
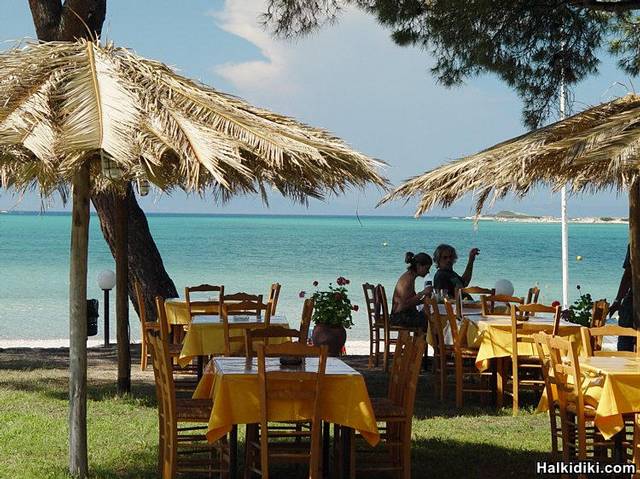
[0,39,386,200]
[380,93,640,216]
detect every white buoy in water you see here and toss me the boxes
[382,241,388,247]
[576,255,583,261]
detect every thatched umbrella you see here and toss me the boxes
[380,92,640,327]
[0,39,385,476]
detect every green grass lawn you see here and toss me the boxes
[0,348,551,478]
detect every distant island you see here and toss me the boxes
[460,210,628,224]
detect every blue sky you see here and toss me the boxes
[0,0,633,217]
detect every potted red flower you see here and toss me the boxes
[302,277,356,356]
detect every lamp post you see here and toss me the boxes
[97,270,116,347]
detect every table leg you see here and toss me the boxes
[496,357,504,409]
[197,355,204,380]
[340,425,353,479]
[323,422,330,478]
[230,425,238,479]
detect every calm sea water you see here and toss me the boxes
[0,212,629,342]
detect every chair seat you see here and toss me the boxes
[176,398,212,421]
[370,397,406,419]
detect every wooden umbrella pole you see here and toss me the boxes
[69,163,90,478]
[630,178,640,332]
[115,194,130,394]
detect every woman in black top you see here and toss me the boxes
[432,244,480,298]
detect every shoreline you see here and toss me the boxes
[461,216,627,224]
[0,338,373,355]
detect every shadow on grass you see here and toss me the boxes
[0,373,157,407]
[410,437,550,478]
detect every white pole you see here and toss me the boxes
[560,78,569,308]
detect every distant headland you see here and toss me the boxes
[458,210,628,224]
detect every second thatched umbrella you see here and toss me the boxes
[0,39,385,477]
[380,92,640,329]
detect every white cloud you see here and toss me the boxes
[210,1,293,93]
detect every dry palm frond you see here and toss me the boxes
[0,40,386,201]
[379,94,640,216]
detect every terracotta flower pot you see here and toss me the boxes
[311,323,346,357]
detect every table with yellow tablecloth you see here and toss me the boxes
[178,315,290,367]
[194,357,380,446]
[574,356,640,439]
[468,315,583,371]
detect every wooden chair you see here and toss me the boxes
[526,286,541,304]
[298,297,314,345]
[155,296,198,389]
[223,293,267,318]
[244,342,328,479]
[532,332,563,460]
[347,332,427,479]
[581,325,640,357]
[587,300,609,353]
[378,284,423,372]
[481,294,524,316]
[267,283,281,316]
[507,303,553,415]
[244,327,299,358]
[222,299,272,356]
[133,280,159,371]
[442,298,494,408]
[425,298,454,402]
[184,284,224,319]
[541,333,620,465]
[363,283,385,368]
[456,286,495,311]
[147,330,229,478]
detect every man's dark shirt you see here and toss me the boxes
[433,268,465,298]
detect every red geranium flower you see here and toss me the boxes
[352,304,359,311]
[334,292,343,300]
[336,277,345,286]
[345,279,350,285]
[299,291,306,298]
[313,280,319,287]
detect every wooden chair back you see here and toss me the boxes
[134,280,159,370]
[443,298,465,348]
[521,302,562,335]
[363,283,379,329]
[223,293,267,318]
[244,327,299,358]
[580,324,639,357]
[256,342,328,479]
[456,286,495,314]
[590,299,609,329]
[375,284,391,329]
[155,296,172,345]
[221,301,272,356]
[481,294,524,316]
[267,283,281,316]
[185,284,224,319]
[526,286,541,305]
[299,298,314,344]
[386,331,426,418]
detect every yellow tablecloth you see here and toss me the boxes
[178,315,290,367]
[194,357,380,446]
[471,316,582,371]
[576,356,640,439]
[165,298,217,325]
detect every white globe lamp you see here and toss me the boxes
[494,278,514,297]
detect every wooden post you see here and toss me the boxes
[115,194,131,394]
[630,179,640,331]
[69,164,90,478]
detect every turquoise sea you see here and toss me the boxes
[0,212,629,342]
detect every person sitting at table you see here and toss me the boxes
[390,252,433,328]
[432,244,480,299]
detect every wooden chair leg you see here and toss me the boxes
[402,422,411,479]
[383,330,390,372]
[455,354,463,408]
[512,362,519,416]
[141,338,148,371]
[496,358,504,409]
